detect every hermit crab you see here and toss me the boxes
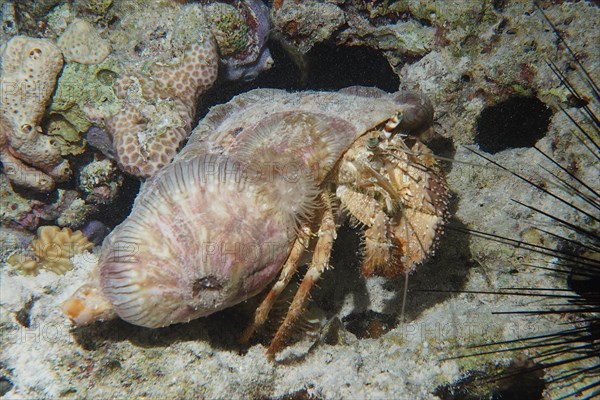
[62,87,449,354]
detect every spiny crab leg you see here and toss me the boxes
[337,185,398,276]
[267,192,336,356]
[239,226,311,344]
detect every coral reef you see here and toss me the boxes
[7,225,94,275]
[49,58,121,156]
[0,36,69,192]
[0,167,116,232]
[0,174,44,230]
[207,0,273,81]
[2,0,272,186]
[103,0,271,178]
[205,3,250,60]
[56,18,111,64]
[54,196,93,227]
[0,0,598,399]
[0,0,271,231]
[106,32,219,178]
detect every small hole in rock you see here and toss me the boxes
[0,376,13,397]
[475,96,552,154]
[434,358,545,400]
[342,310,397,339]
[304,42,400,91]
[96,69,118,86]
[15,297,35,327]
[28,48,42,58]
[492,0,509,11]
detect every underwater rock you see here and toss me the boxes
[0,2,18,43]
[49,58,121,156]
[0,174,43,230]
[206,0,273,81]
[271,0,435,74]
[13,0,61,35]
[0,226,34,263]
[73,0,113,17]
[55,197,94,228]
[0,172,99,232]
[272,1,345,54]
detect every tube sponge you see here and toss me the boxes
[0,36,69,192]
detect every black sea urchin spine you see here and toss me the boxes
[432,4,600,399]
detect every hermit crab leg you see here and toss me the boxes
[239,226,311,344]
[336,185,399,276]
[267,192,336,355]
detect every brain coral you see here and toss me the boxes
[106,29,219,178]
[0,36,69,192]
[102,1,270,179]
[8,225,94,275]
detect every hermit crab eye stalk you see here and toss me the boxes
[367,135,380,151]
[383,113,403,138]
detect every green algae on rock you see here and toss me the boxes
[48,59,121,155]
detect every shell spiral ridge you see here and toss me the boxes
[98,154,300,327]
